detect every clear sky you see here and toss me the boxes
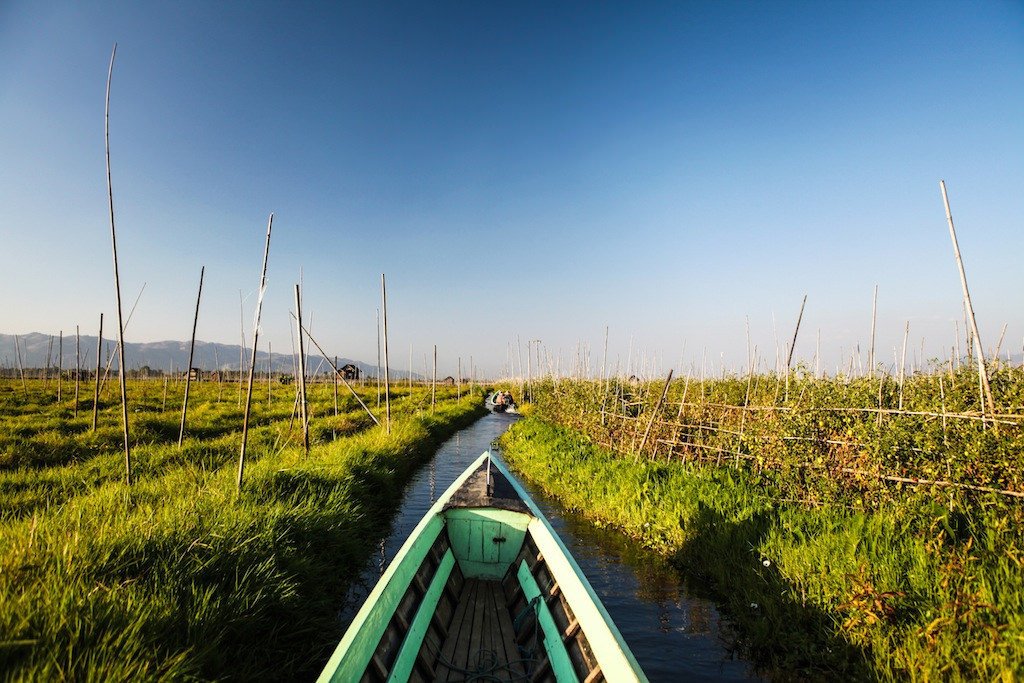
[2,1,1022,379]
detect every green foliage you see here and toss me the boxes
[503,370,1024,680]
[0,378,485,681]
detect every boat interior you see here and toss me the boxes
[358,460,605,683]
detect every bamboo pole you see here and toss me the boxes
[941,180,994,415]
[457,356,461,403]
[899,322,909,410]
[517,336,524,400]
[994,323,1008,365]
[14,334,27,397]
[381,274,391,434]
[237,213,273,491]
[98,283,146,394]
[954,320,961,371]
[333,355,339,433]
[44,335,53,391]
[601,325,609,390]
[57,331,62,401]
[786,294,807,371]
[964,302,973,367]
[869,285,878,377]
[74,326,80,417]
[238,291,245,407]
[638,369,673,455]
[289,317,298,389]
[267,341,272,406]
[214,345,222,402]
[294,284,309,458]
[92,313,102,430]
[526,339,533,403]
[292,316,379,426]
[104,44,131,484]
[431,344,437,414]
[178,266,204,447]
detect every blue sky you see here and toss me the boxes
[1,1,1022,378]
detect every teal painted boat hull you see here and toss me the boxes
[318,453,648,682]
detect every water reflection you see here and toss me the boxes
[340,413,761,682]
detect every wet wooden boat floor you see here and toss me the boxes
[432,579,528,682]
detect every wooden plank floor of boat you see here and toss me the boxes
[432,579,527,682]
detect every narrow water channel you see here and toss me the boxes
[339,413,762,682]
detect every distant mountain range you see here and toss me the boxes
[0,333,412,379]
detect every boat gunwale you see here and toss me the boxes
[316,455,490,682]
[318,452,648,682]
[491,455,649,682]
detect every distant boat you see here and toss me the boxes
[485,390,518,413]
[318,453,648,682]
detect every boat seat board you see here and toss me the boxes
[431,579,527,682]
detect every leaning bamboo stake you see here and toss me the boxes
[98,282,146,393]
[105,44,132,484]
[381,273,391,434]
[786,294,807,371]
[294,284,309,458]
[14,334,27,397]
[941,180,995,416]
[74,325,80,417]
[638,369,673,455]
[994,323,1008,366]
[237,213,273,491]
[92,314,102,430]
[178,266,204,447]
[292,315,379,425]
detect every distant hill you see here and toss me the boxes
[0,332,412,379]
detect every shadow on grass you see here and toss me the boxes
[672,504,875,681]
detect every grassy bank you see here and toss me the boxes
[0,379,485,681]
[499,414,1023,680]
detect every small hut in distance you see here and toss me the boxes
[341,364,361,381]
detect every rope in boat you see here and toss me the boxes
[426,643,541,682]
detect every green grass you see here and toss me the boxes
[500,373,1024,681]
[0,378,486,681]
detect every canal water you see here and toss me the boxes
[339,412,762,682]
